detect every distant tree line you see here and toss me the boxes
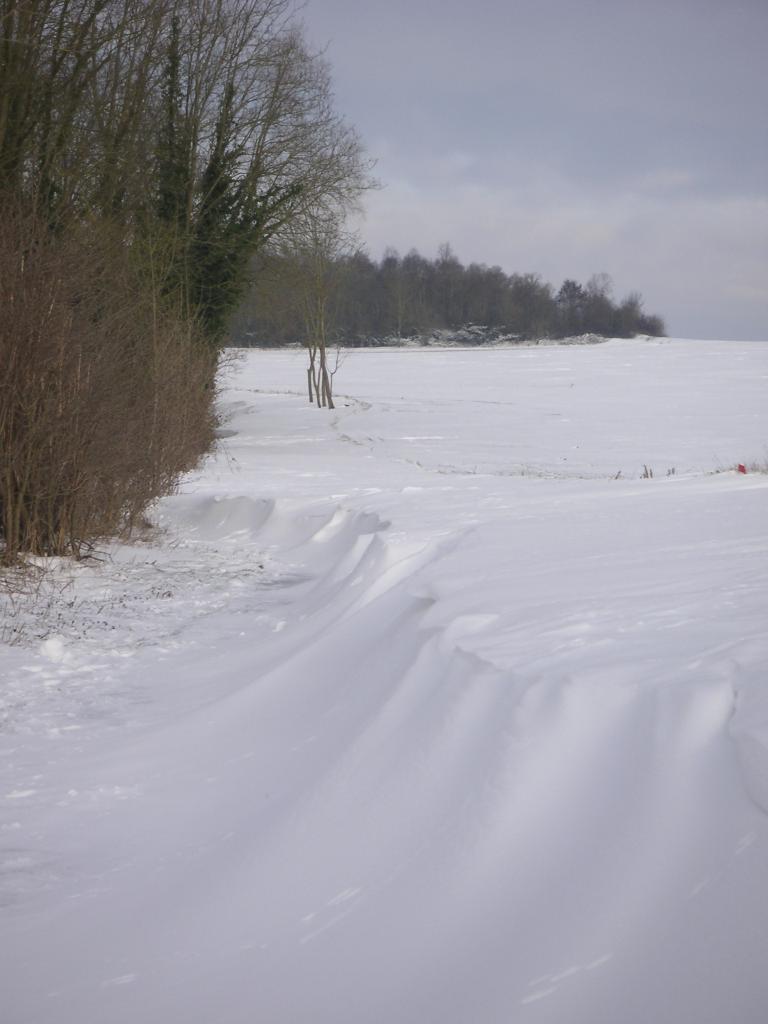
[234,242,666,346]
[0,0,369,561]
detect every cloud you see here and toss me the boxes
[354,177,768,340]
[302,0,768,340]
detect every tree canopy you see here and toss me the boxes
[235,245,666,346]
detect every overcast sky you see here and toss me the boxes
[300,0,767,340]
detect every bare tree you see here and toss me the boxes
[1,0,372,560]
[275,204,358,408]
[150,0,374,341]
[1,0,373,336]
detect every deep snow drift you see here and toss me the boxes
[2,338,768,1023]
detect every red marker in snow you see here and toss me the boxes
[737,464,747,474]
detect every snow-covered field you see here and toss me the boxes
[2,338,768,1023]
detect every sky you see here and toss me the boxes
[300,0,767,340]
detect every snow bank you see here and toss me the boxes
[2,338,768,1023]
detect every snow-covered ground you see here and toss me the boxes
[2,338,768,1023]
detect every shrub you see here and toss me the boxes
[0,207,216,562]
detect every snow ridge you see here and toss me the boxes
[3,339,768,1024]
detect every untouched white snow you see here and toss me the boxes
[2,337,768,1023]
